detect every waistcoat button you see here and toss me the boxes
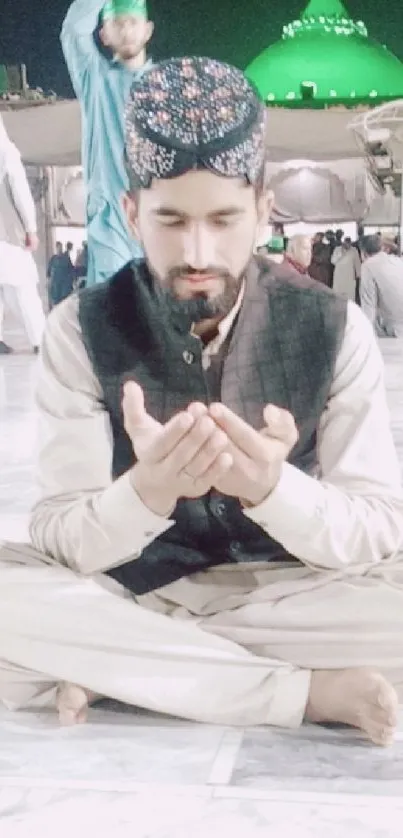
[211,500,227,518]
[182,350,195,365]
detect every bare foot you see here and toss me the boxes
[56,682,99,726]
[305,668,398,746]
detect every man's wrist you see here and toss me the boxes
[130,466,176,517]
[240,465,283,508]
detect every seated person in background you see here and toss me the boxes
[324,228,337,256]
[284,234,312,277]
[47,241,64,275]
[48,242,76,308]
[382,236,400,257]
[360,234,403,337]
[74,241,88,290]
[331,237,361,303]
[308,232,332,287]
[1,58,403,748]
[353,224,365,253]
[47,241,64,306]
[256,235,285,265]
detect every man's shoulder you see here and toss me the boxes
[47,293,80,338]
[366,252,398,278]
[77,262,151,340]
[336,300,385,382]
[389,255,403,278]
[79,261,138,303]
[251,255,348,353]
[43,294,85,368]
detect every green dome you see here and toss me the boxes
[246,0,403,107]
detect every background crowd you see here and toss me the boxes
[258,226,403,337]
[46,240,87,308]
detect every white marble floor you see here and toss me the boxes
[1,326,403,837]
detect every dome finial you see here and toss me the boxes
[283,0,368,41]
[302,0,349,18]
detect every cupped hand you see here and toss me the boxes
[207,402,299,507]
[123,382,233,515]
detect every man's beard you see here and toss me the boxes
[117,38,145,60]
[146,263,250,325]
[119,45,141,58]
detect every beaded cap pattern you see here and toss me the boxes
[124,57,266,188]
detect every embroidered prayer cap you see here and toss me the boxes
[124,56,267,189]
[101,0,147,22]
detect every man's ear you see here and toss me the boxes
[145,20,154,44]
[99,23,111,47]
[255,187,274,247]
[122,192,140,241]
[256,188,274,229]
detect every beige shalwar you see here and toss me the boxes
[1,542,403,728]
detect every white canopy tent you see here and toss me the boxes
[1,99,400,226]
[1,101,82,167]
[1,100,366,166]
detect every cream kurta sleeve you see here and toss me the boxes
[29,295,174,575]
[245,302,403,569]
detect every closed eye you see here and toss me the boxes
[212,215,241,227]
[158,218,186,228]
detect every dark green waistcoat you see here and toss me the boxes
[78,258,347,594]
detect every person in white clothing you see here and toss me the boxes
[360,234,403,337]
[331,236,361,302]
[0,116,45,354]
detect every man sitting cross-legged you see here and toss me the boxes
[0,58,403,746]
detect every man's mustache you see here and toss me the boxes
[168,266,231,282]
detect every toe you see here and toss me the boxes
[59,708,79,726]
[368,723,395,747]
[371,682,398,724]
[367,701,397,729]
[57,684,89,726]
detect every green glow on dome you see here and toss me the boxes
[246,0,403,107]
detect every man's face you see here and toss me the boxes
[298,237,312,268]
[100,15,153,61]
[124,170,272,321]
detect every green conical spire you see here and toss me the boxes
[282,0,368,40]
[302,0,349,19]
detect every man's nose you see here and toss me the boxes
[183,225,216,271]
[120,20,134,34]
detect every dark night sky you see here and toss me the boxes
[1,0,402,98]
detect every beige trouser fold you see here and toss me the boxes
[0,541,403,728]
